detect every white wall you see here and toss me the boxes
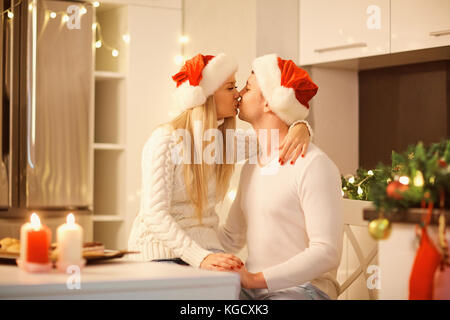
[183,0,257,96]
[122,4,182,250]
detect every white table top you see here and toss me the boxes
[0,259,241,299]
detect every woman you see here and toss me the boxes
[128,53,313,271]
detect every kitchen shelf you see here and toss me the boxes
[95,70,126,81]
[92,215,124,222]
[94,143,126,151]
[94,78,124,144]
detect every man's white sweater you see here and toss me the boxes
[218,143,344,300]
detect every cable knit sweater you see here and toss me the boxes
[128,120,314,268]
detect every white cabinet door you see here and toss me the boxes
[391,0,450,53]
[299,0,390,65]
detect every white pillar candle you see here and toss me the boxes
[56,213,85,272]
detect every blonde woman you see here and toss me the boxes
[128,53,314,271]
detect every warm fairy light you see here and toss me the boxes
[62,14,69,22]
[122,34,130,43]
[227,190,237,201]
[179,35,189,44]
[341,190,345,197]
[95,40,102,48]
[112,49,119,57]
[67,213,75,226]
[28,3,33,11]
[7,11,14,19]
[348,176,355,184]
[399,176,410,185]
[92,22,97,31]
[357,186,363,195]
[80,7,87,15]
[30,213,41,230]
[174,55,184,66]
[93,1,100,8]
[413,171,424,187]
[49,11,57,19]
[368,170,374,176]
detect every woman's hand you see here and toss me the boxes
[200,253,244,271]
[279,122,311,165]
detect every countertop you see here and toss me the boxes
[0,259,241,300]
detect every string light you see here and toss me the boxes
[413,171,424,187]
[49,11,57,19]
[93,1,100,8]
[399,176,410,185]
[368,170,374,176]
[348,176,355,184]
[93,19,128,58]
[7,11,14,19]
[357,186,364,196]
[80,7,87,15]
[179,35,189,44]
[62,14,69,23]
[174,55,185,66]
[122,34,130,43]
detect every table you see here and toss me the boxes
[0,259,241,300]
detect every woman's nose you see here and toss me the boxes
[238,88,245,96]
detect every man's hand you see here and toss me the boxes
[235,265,268,289]
[279,122,311,165]
[200,253,243,271]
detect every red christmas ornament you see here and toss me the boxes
[438,159,447,168]
[386,181,409,200]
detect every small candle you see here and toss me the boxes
[56,213,85,272]
[18,213,52,273]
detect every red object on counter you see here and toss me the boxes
[26,225,51,264]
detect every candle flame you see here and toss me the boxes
[30,213,41,230]
[67,213,75,226]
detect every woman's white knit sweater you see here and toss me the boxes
[127,120,313,268]
[128,126,223,267]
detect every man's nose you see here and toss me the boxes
[238,88,246,96]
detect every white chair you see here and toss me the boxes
[337,199,379,300]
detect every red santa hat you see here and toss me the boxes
[172,53,238,111]
[252,54,318,125]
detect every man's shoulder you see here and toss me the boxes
[297,143,340,175]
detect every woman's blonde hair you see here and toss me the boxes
[166,96,235,222]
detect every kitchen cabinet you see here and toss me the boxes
[391,0,450,53]
[299,0,390,65]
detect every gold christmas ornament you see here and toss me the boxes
[369,218,392,240]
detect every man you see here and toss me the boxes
[218,54,344,300]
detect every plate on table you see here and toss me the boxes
[0,251,20,265]
[83,250,140,264]
[0,250,140,266]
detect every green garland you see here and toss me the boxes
[342,139,450,214]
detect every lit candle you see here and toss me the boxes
[18,213,52,273]
[56,213,85,272]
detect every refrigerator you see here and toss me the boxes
[1,0,94,237]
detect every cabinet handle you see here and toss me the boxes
[314,42,367,53]
[429,29,450,37]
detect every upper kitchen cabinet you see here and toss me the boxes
[391,0,450,53]
[299,0,390,65]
